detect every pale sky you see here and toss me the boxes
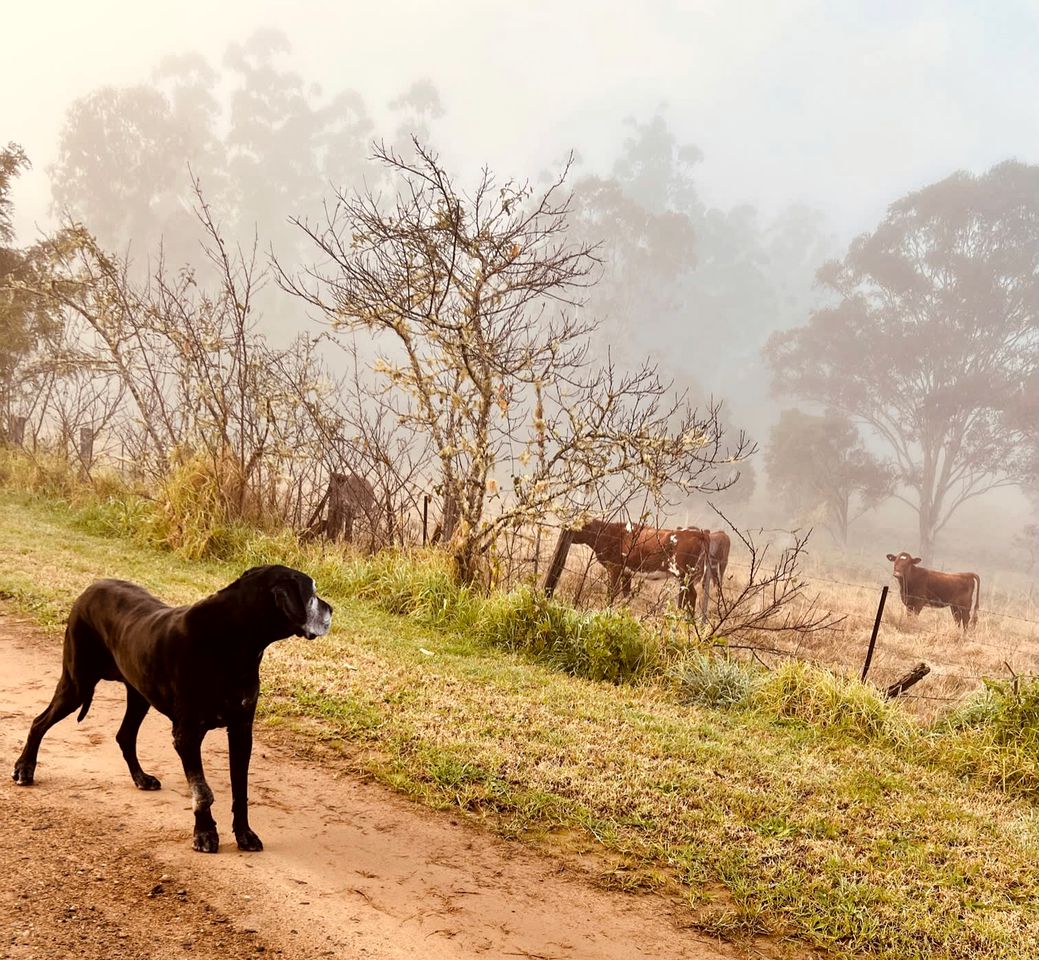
[4,0,1038,245]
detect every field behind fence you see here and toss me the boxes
[508,523,1037,719]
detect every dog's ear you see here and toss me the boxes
[272,579,307,628]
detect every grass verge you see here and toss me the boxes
[0,488,1034,960]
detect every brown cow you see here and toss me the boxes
[685,527,735,602]
[569,520,709,613]
[885,551,980,629]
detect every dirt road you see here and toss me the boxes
[0,615,736,960]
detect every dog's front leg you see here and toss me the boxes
[228,720,262,851]
[173,723,219,853]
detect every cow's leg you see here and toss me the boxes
[621,570,633,598]
[712,562,725,607]
[228,719,262,851]
[605,565,622,603]
[13,671,94,785]
[678,574,697,616]
[116,685,160,790]
[173,724,218,852]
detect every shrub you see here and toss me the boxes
[925,676,1038,798]
[674,651,759,708]
[477,587,657,684]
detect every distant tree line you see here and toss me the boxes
[2,35,1036,566]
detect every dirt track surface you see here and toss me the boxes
[0,615,737,960]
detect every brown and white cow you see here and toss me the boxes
[569,520,709,613]
[885,551,980,629]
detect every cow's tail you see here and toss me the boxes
[970,574,981,629]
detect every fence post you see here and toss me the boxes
[78,426,94,478]
[885,662,930,699]
[422,495,430,547]
[542,529,573,598]
[861,585,888,683]
[8,415,26,447]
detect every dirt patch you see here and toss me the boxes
[0,613,737,960]
[0,789,270,959]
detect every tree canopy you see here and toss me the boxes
[767,160,1039,560]
[48,30,436,271]
[766,409,893,545]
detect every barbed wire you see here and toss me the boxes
[664,557,1039,625]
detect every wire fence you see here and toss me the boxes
[724,563,1039,627]
[546,535,1037,712]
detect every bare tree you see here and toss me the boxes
[18,184,335,529]
[280,140,752,581]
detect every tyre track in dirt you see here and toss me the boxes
[0,614,739,960]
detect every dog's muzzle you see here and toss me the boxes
[301,596,333,640]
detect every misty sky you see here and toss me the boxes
[5,0,1038,245]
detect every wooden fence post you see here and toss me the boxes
[885,662,930,699]
[78,427,94,478]
[542,529,573,598]
[422,495,430,547]
[861,585,888,682]
[8,415,26,447]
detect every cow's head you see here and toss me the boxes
[569,518,607,547]
[886,552,922,579]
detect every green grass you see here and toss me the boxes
[0,489,1034,960]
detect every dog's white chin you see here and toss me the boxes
[301,593,331,639]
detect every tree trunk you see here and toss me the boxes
[452,540,481,586]
[441,491,459,542]
[917,503,935,566]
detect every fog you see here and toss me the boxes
[3,0,1037,574]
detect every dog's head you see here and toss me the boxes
[231,565,333,640]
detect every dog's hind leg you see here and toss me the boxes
[116,685,161,790]
[173,724,219,853]
[228,720,262,851]
[12,672,90,785]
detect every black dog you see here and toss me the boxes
[13,565,332,853]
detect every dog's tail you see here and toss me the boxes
[76,689,94,723]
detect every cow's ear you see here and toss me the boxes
[885,553,897,562]
[911,557,922,565]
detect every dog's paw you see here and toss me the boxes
[192,828,220,854]
[235,829,264,852]
[12,761,35,786]
[134,772,161,791]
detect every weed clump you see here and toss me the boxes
[477,587,656,684]
[753,660,912,743]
